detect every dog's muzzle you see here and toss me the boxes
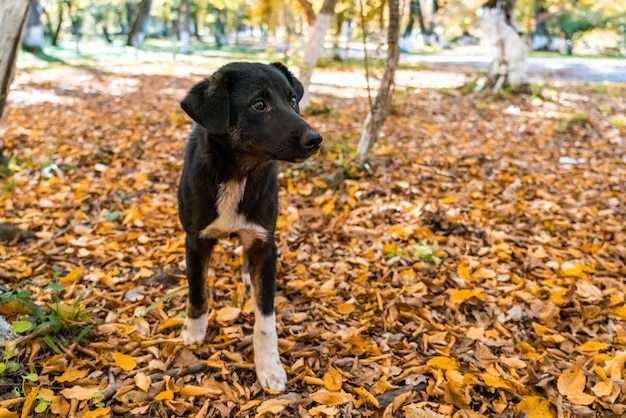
[301,130,323,154]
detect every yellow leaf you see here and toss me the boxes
[158,317,185,331]
[154,389,174,401]
[111,352,137,372]
[60,267,84,285]
[60,385,102,400]
[303,376,325,386]
[132,267,153,280]
[55,368,89,383]
[337,303,355,315]
[256,399,290,415]
[323,366,343,391]
[576,341,608,353]
[134,372,151,392]
[0,409,18,418]
[83,408,111,418]
[514,397,555,418]
[322,201,335,215]
[215,306,241,322]
[457,264,470,280]
[442,196,458,204]
[480,373,510,390]
[17,267,32,279]
[309,390,355,406]
[472,267,496,280]
[561,266,585,278]
[612,306,626,321]
[427,356,457,371]
[591,381,613,397]
[605,350,626,380]
[557,366,586,397]
[404,404,446,418]
[447,288,484,304]
[567,392,596,406]
[21,386,39,418]
[549,288,569,306]
[179,385,222,397]
[353,387,380,408]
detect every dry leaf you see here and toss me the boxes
[255,399,290,415]
[59,386,102,401]
[215,306,241,322]
[111,352,137,372]
[309,390,354,406]
[514,396,555,418]
[134,372,151,392]
[323,366,343,391]
[55,368,88,383]
[557,366,586,397]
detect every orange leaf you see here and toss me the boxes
[576,341,608,353]
[514,397,555,418]
[323,366,343,391]
[256,399,290,415]
[111,352,137,372]
[427,356,457,371]
[557,366,586,397]
[55,368,89,383]
[309,390,354,406]
[60,385,102,401]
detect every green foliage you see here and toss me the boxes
[3,280,94,348]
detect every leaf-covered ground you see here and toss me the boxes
[0,65,625,418]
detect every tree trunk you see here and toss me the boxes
[51,1,64,46]
[298,0,338,110]
[180,0,191,54]
[1,0,31,165]
[354,0,401,167]
[23,0,44,52]
[126,0,151,48]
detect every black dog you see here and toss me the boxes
[178,62,322,391]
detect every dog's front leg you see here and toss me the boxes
[246,240,287,392]
[181,236,214,344]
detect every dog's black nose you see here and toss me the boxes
[301,131,323,151]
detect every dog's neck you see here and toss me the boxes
[198,127,275,180]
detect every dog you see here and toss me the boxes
[177,62,322,392]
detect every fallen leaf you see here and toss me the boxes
[59,386,102,401]
[323,366,343,391]
[309,390,354,406]
[514,396,555,418]
[255,398,290,415]
[111,352,137,372]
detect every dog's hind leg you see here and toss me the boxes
[181,236,214,344]
[242,253,251,287]
[246,240,288,392]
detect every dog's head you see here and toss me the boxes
[181,62,322,165]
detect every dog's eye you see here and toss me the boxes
[252,100,266,111]
[290,95,297,108]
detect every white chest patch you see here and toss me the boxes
[199,178,269,248]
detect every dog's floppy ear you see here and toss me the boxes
[180,72,229,134]
[270,62,304,102]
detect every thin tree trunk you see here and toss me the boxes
[127,0,151,48]
[1,0,31,165]
[298,0,338,110]
[180,0,191,54]
[51,1,64,46]
[355,0,401,167]
[23,0,44,52]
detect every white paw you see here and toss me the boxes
[256,359,288,392]
[181,313,208,345]
[253,312,286,391]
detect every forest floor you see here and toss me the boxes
[0,62,625,418]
